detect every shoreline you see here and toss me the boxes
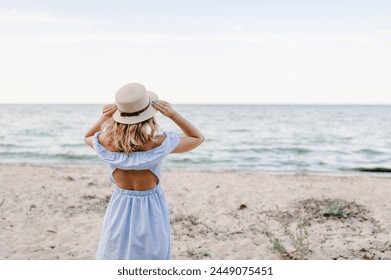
[1,162,391,179]
[1,164,391,260]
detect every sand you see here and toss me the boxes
[0,163,390,260]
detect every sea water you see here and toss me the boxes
[0,104,390,174]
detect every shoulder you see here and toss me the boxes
[164,131,180,145]
[142,131,180,152]
[97,133,118,152]
[162,131,180,152]
[142,134,166,151]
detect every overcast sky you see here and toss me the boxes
[0,0,390,104]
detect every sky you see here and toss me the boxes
[0,0,390,104]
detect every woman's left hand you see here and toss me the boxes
[102,103,117,119]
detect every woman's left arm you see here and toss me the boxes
[84,104,117,148]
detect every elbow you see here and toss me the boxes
[84,136,93,148]
[197,134,205,146]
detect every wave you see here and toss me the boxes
[346,167,391,173]
[0,143,18,148]
[222,147,313,155]
[60,143,85,148]
[356,149,385,156]
[276,147,312,154]
[229,129,252,132]
[0,151,97,161]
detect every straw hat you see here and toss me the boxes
[112,83,159,124]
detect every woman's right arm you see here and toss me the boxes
[152,100,204,153]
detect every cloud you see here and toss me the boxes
[0,9,85,25]
[374,29,391,38]
[0,31,300,48]
[0,27,389,49]
[330,34,373,44]
[1,9,390,49]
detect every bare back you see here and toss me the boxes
[98,133,166,191]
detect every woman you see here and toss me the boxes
[84,83,204,259]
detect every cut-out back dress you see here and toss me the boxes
[93,131,180,259]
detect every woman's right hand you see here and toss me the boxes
[152,100,177,118]
[102,103,117,119]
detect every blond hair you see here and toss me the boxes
[102,117,158,153]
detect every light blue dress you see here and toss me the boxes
[92,131,180,260]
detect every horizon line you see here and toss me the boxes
[1,102,391,106]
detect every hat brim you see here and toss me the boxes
[112,91,159,124]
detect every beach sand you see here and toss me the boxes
[0,164,390,260]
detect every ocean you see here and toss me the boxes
[1,104,390,175]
